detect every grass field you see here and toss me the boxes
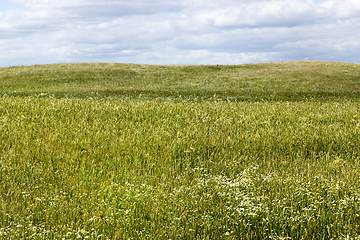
[1,61,360,239]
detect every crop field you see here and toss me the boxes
[0,61,360,239]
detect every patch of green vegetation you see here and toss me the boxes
[1,61,360,239]
[1,61,359,101]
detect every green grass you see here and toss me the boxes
[1,61,360,239]
[1,61,360,101]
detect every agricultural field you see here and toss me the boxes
[0,61,360,239]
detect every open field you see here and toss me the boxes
[1,61,360,101]
[1,61,360,239]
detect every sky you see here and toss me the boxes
[0,0,360,67]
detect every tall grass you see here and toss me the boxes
[1,94,360,239]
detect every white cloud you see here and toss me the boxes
[193,0,321,28]
[320,0,360,18]
[0,0,360,67]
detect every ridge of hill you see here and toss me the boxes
[1,61,359,101]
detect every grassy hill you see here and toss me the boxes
[1,61,360,239]
[1,61,360,101]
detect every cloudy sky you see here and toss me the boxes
[0,0,359,67]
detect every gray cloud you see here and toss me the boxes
[60,1,187,18]
[1,0,360,67]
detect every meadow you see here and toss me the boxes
[0,61,360,239]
